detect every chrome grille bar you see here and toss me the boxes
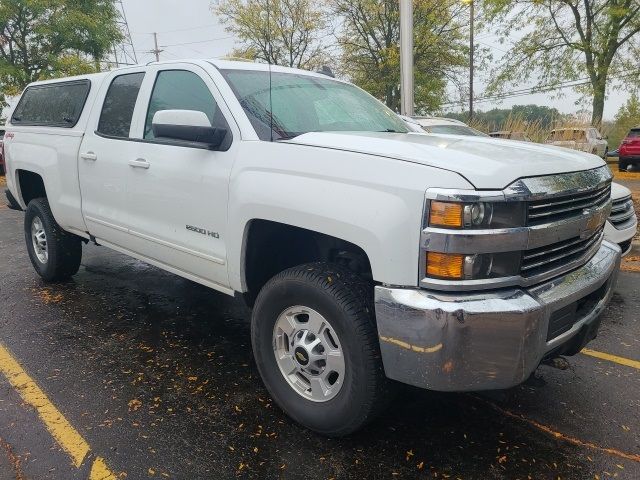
[522,229,603,275]
[527,185,611,224]
[608,195,636,229]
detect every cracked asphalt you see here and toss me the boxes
[1,174,639,479]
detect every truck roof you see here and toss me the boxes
[26,71,111,88]
[22,59,341,92]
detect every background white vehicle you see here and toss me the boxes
[546,127,608,159]
[3,60,621,435]
[397,114,425,133]
[489,130,532,142]
[411,116,488,136]
[605,182,637,255]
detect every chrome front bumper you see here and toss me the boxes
[375,241,621,392]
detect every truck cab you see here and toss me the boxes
[3,60,621,436]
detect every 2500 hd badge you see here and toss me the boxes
[186,225,219,239]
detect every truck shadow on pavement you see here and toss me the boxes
[29,250,619,478]
[1,242,634,479]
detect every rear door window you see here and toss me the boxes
[97,73,146,138]
[11,80,91,127]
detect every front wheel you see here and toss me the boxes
[251,262,391,436]
[24,198,82,282]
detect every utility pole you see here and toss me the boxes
[469,0,474,122]
[151,32,163,62]
[399,0,414,116]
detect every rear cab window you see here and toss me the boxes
[11,80,91,127]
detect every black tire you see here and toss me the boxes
[251,262,391,436]
[24,198,82,282]
[619,158,629,172]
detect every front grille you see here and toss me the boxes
[609,194,636,229]
[521,227,603,277]
[527,184,611,226]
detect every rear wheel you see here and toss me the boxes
[619,158,629,172]
[24,198,82,282]
[251,262,391,436]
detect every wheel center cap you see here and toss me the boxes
[294,347,309,366]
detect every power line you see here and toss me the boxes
[132,24,219,35]
[159,36,234,48]
[443,69,640,107]
[477,40,510,55]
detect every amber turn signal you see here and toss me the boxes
[426,252,464,279]
[429,201,463,228]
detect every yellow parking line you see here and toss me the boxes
[582,348,640,370]
[479,397,640,463]
[0,343,118,478]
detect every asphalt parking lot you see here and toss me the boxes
[1,174,639,479]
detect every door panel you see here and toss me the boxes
[124,67,235,289]
[79,72,146,245]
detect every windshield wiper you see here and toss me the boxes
[276,133,303,141]
[378,129,403,133]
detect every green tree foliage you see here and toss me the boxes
[332,0,468,112]
[483,0,640,126]
[215,0,329,69]
[608,94,640,148]
[0,0,122,97]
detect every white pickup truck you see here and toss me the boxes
[3,60,621,436]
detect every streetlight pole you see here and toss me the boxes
[468,0,474,122]
[399,0,414,116]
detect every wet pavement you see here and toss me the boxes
[0,187,639,479]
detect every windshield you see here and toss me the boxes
[221,69,408,140]
[426,125,486,136]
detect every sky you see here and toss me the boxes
[75,0,640,120]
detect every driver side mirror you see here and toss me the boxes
[152,110,227,150]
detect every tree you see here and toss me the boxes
[608,93,640,148]
[215,0,329,69]
[447,104,563,130]
[333,0,468,113]
[483,0,640,125]
[0,0,122,96]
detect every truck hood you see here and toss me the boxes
[286,132,605,189]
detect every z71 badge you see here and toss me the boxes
[186,225,219,238]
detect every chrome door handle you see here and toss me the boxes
[80,152,97,161]
[128,158,150,169]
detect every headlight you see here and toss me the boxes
[428,200,526,229]
[423,195,527,282]
[425,251,521,280]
